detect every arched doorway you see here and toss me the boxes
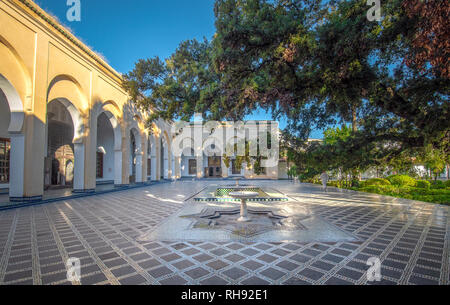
[181,148,196,177]
[0,88,12,189]
[0,74,25,199]
[203,141,223,178]
[96,112,115,183]
[129,128,142,184]
[129,130,136,183]
[45,98,84,192]
[46,100,75,188]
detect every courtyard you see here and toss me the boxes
[0,180,448,285]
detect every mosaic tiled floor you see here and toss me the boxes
[0,180,448,285]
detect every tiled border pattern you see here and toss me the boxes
[0,181,448,285]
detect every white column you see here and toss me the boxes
[73,142,85,191]
[164,157,169,179]
[136,153,143,183]
[197,156,204,178]
[9,134,25,198]
[175,156,181,179]
[171,156,175,179]
[151,157,157,181]
[221,158,228,178]
[114,149,123,185]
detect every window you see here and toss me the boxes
[232,160,241,175]
[188,159,197,175]
[96,152,104,178]
[0,138,10,183]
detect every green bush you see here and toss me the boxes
[430,180,445,189]
[355,184,450,205]
[359,185,394,195]
[327,181,340,187]
[445,180,450,188]
[416,180,431,189]
[387,175,417,187]
[361,178,391,187]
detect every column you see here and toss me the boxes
[196,155,204,179]
[135,152,143,183]
[221,158,228,178]
[114,149,123,185]
[8,133,25,199]
[73,142,91,193]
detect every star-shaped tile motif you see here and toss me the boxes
[181,208,310,238]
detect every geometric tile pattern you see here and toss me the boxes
[181,207,308,238]
[0,181,448,285]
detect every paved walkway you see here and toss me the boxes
[0,181,448,285]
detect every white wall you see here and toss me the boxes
[181,156,196,177]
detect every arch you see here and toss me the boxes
[0,74,24,133]
[202,137,223,157]
[129,127,143,183]
[0,36,32,111]
[93,101,122,150]
[48,97,84,143]
[47,74,88,119]
[130,127,142,152]
[0,73,26,198]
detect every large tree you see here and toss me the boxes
[124,0,449,158]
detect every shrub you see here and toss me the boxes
[327,181,340,187]
[445,180,450,188]
[416,180,431,189]
[361,178,391,187]
[387,175,417,187]
[430,180,445,189]
[359,185,394,195]
[351,179,360,188]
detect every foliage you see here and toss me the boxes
[361,178,391,187]
[416,180,431,189]
[430,180,445,190]
[387,175,417,187]
[287,165,298,178]
[222,140,251,173]
[420,145,448,180]
[123,0,450,185]
[402,0,450,78]
[356,185,450,205]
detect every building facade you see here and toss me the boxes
[0,0,285,203]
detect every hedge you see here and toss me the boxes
[387,175,417,187]
[361,178,391,187]
[416,180,431,189]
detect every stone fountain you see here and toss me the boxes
[228,191,259,222]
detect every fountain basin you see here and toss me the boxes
[229,191,259,222]
[194,186,289,202]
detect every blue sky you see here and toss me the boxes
[34,0,324,138]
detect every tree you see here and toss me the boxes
[123,39,224,124]
[420,145,447,180]
[212,0,449,152]
[402,0,450,78]
[124,0,449,166]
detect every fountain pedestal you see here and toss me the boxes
[229,191,259,222]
